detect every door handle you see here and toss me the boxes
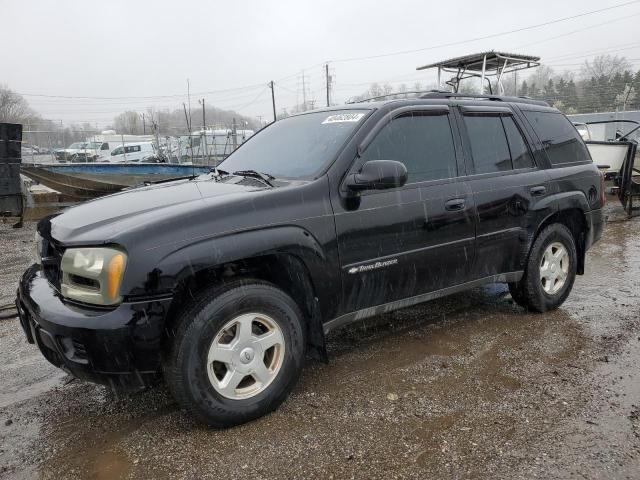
[445,198,466,211]
[530,186,546,196]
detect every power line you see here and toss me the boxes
[515,11,640,49]
[331,0,640,63]
[545,42,640,62]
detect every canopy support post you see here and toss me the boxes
[479,54,487,95]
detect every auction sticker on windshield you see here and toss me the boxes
[322,113,365,124]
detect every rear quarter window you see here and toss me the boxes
[522,110,590,166]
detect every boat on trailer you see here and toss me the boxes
[571,120,640,179]
[21,162,211,200]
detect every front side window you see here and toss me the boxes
[111,146,123,156]
[220,109,368,178]
[463,116,512,174]
[522,110,590,165]
[360,112,457,183]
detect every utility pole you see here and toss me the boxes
[200,98,209,165]
[269,81,276,123]
[142,113,146,135]
[187,78,192,134]
[232,118,238,151]
[325,63,331,107]
[183,103,193,164]
[302,71,307,111]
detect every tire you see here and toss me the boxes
[511,223,577,313]
[164,279,306,427]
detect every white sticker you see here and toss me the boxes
[322,113,365,124]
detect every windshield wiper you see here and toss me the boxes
[232,170,275,186]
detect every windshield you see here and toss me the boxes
[219,109,368,178]
[68,142,87,149]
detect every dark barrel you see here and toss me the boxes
[0,123,23,217]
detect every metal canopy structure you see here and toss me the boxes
[416,51,541,95]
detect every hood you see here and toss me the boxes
[46,177,268,245]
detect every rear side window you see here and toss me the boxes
[522,111,590,165]
[361,112,457,183]
[502,117,535,169]
[463,116,512,174]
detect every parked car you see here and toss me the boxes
[107,142,155,162]
[17,93,605,427]
[54,142,100,162]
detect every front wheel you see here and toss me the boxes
[510,224,577,312]
[164,280,305,427]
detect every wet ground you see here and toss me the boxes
[1,204,639,479]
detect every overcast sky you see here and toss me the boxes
[2,0,639,127]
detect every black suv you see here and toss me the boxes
[16,93,605,426]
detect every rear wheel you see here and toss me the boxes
[510,224,577,312]
[164,280,305,427]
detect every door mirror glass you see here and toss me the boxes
[346,160,408,191]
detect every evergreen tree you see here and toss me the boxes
[565,79,579,111]
[545,79,556,104]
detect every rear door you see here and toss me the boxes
[334,106,476,313]
[457,105,551,279]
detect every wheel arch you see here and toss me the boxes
[159,227,332,361]
[529,195,590,274]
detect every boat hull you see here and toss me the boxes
[21,163,211,200]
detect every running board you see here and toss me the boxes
[323,271,523,334]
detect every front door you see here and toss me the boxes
[333,107,477,313]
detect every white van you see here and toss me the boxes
[107,142,155,163]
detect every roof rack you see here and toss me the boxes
[346,89,549,107]
[416,51,540,95]
[420,91,549,106]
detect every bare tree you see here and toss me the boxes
[581,55,631,79]
[113,111,142,134]
[0,84,36,123]
[528,66,556,91]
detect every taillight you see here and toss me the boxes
[599,171,606,207]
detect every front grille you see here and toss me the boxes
[41,238,64,291]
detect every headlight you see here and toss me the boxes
[34,232,44,264]
[60,247,127,306]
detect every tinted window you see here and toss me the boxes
[101,143,109,150]
[523,111,590,165]
[502,117,534,169]
[463,116,512,174]
[111,146,123,156]
[220,110,368,178]
[360,112,456,183]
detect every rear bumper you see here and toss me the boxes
[585,208,605,251]
[16,264,173,390]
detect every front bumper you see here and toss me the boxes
[16,264,173,390]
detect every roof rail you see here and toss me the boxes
[419,91,549,107]
[345,90,428,104]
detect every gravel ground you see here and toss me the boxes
[0,204,639,479]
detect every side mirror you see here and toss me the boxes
[345,160,408,191]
